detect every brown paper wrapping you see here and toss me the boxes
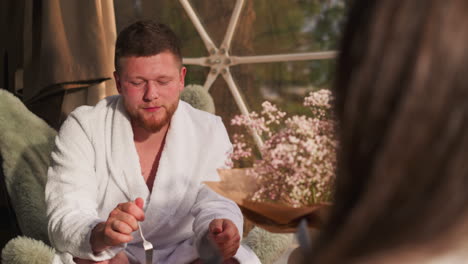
[204,168,330,233]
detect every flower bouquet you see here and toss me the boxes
[205,89,337,233]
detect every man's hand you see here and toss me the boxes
[208,219,241,260]
[90,198,145,253]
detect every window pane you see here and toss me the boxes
[114,0,346,140]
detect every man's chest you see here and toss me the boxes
[135,146,163,191]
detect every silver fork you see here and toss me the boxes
[138,222,153,264]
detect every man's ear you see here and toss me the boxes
[114,71,122,94]
[179,67,187,92]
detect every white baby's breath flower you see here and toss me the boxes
[230,89,337,207]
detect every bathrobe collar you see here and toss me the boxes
[106,97,196,231]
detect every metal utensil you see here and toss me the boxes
[296,218,312,250]
[138,222,153,264]
[197,233,223,264]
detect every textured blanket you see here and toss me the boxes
[0,90,56,243]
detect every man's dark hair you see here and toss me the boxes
[114,20,182,71]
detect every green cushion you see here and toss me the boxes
[1,236,55,264]
[0,90,56,244]
[181,84,216,114]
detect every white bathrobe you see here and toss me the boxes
[45,95,260,264]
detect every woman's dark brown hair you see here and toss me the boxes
[310,0,468,262]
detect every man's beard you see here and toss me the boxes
[125,100,179,133]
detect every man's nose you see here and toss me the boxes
[143,81,159,101]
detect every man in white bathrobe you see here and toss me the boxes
[45,21,260,264]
